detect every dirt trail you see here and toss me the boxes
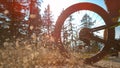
[89,58,120,68]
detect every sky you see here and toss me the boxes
[41,0,107,21]
[41,0,120,38]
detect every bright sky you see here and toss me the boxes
[41,0,79,21]
[41,0,120,38]
[41,0,107,21]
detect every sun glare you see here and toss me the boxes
[41,0,79,21]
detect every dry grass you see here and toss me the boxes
[0,38,84,68]
[0,38,120,68]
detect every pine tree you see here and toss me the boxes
[0,0,42,47]
[42,4,54,35]
[81,13,96,28]
[28,0,42,36]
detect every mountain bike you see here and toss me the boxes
[53,2,120,64]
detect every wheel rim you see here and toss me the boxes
[54,2,115,64]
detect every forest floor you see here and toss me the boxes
[0,41,120,68]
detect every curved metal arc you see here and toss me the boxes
[54,2,111,41]
[53,2,116,64]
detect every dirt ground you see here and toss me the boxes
[85,58,120,68]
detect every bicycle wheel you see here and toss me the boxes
[53,2,115,64]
